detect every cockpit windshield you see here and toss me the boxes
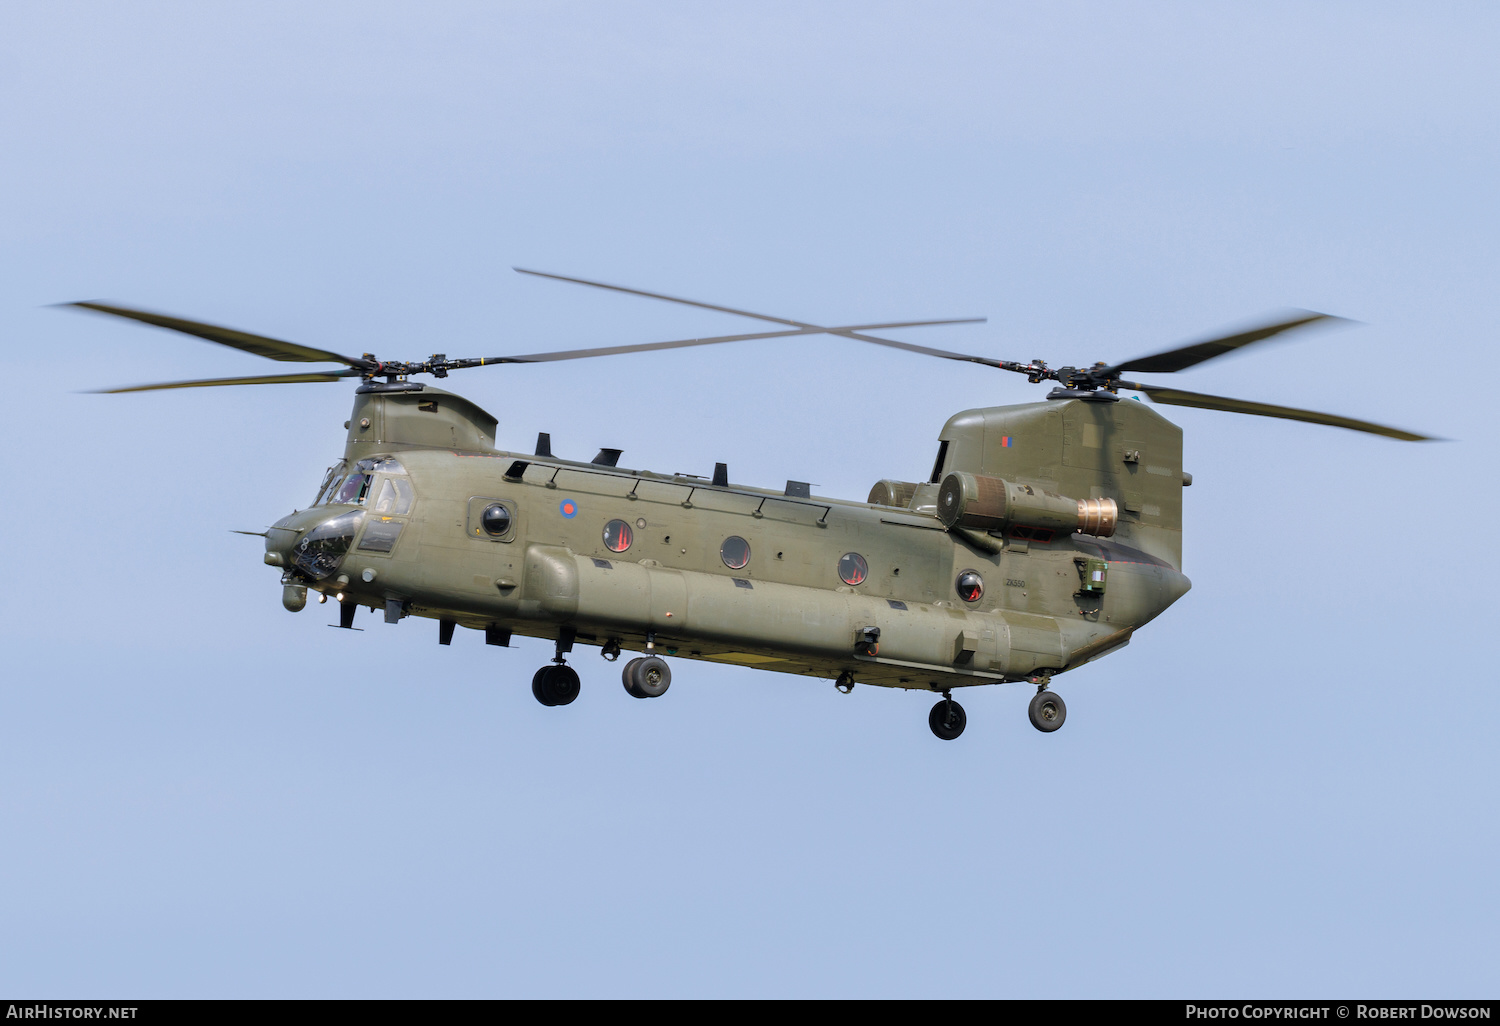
[312,462,345,506]
[291,510,363,580]
[315,457,409,508]
[333,473,371,505]
[358,457,406,475]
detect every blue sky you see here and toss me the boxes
[1,1,1496,997]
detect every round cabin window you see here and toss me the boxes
[603,519,633,553]
[838,552,868,586]
[956,570,984,603]
[720,535,751,570]
[481,504,512,536]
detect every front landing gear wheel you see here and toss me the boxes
[626,655,671,698]
[1028,690,1066,732]
[532,664,581,707]
[621,657,646,699]
[532,666,555,706]
[928,698,967,740]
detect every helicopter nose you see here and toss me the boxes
[262,508,364,582]
[264,519,299,569]
[263,508,313,569]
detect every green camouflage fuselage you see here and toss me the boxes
[265,385,1192,692]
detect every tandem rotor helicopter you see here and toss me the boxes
[69,269,1432,740]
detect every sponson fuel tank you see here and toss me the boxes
[516,544,1134,681]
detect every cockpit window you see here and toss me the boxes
[291,510,363,580]
[333,474,371,505]
[371,476,414,515]
[357,457,406,475]
[314,458,405,507]
[313,463,344,506]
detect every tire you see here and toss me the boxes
[627,656,671,698]
[545,664,581,706]
[533,664,580,707]
[1028,690,1066,732]
[621,657,647,699]
[928,698,966,741]
[532,666,557,707]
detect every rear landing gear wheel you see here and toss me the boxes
[928,698,966,741]
[532,664,580,707]
[1028,689,1066,732]
[626,655,671,698]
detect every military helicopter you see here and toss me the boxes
[68,270,1432,740]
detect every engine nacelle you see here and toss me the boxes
[937,471,1118,538]
[866,479,919,508]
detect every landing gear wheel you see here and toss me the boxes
[626,655,671,698]
[532,664,581,707]
[1028,690,1066,732]
[532,666,556,707]
[549,664,581,706]
[928,698,967,741]
[621,657,647,699]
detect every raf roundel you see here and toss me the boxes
[559,499,578,519]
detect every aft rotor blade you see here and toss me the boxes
[1122,382,1434,441]
[478,320,985,365]
[1109,311,1347,376]
[90,369,359,394]
[514,267,991,357]
[65,301,369,367]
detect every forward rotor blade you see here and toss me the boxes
[1122,382,1434,441]
[515,268,810,328]
[65,302,369,367]
[482,320,985,365]
[514,267,991,358]
[1110,311,1347,375]
[90,369,359,394]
